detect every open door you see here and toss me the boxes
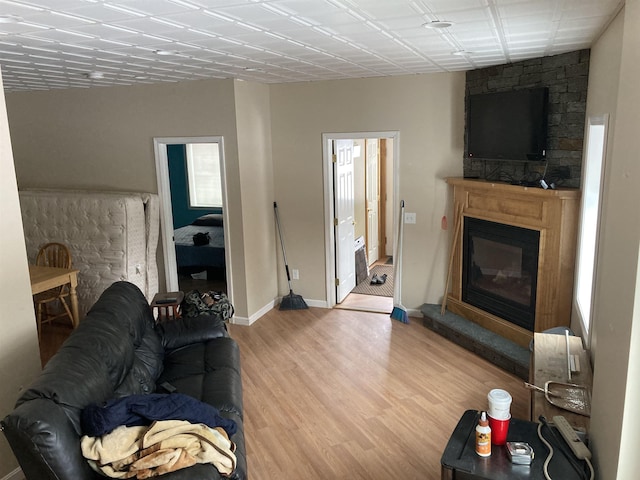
[334,139,356,303]
[366,138,380,265]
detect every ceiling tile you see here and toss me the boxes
[0,0,621,91]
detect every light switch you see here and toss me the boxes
[405,212,416,224]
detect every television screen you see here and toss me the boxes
[466,88,549,162]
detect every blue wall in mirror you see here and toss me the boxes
[167,144,221,229]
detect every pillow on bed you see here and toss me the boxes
[192,213,223,227]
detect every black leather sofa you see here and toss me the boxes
[1,281,246,480]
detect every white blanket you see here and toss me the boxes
[81,420,236,478]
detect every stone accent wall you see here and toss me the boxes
[464,50,590,188]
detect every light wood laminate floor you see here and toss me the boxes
[40,306,529,479]
[228,307,529,479]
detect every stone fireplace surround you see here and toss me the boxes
[445,178,580,348]
[464,49,590,189]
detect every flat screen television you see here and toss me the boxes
[466,87,549,162]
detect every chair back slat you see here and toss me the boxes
[34,242,75,340]
[36,243,72,269]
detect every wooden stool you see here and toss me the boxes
[151,291,184,322]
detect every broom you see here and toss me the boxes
[390,200,409,323]
[274,202,308,310]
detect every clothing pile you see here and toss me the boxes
[80,394,237,478]
[181,290,234,321]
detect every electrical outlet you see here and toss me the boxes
[292,269,299,280]
[404,212,416,224]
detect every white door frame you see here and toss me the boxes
[322,131,400,308]
[153,136,233,304]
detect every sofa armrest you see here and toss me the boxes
[2,399,96,480]
[157,315,228,351]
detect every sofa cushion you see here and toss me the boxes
[156,337,246,480]
[115,328,165,397]
[17,283,163,428]
[157,337,243,420]
[18,316,135,423]
[157,314,228,351]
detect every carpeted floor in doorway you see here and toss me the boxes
[351,265,394,297]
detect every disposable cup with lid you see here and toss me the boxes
[487,389,512,419]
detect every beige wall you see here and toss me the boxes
[233,80,278,316]
[5,78,265,319]
[5,70,465,314]
[7,79,237,193]
[588,2,640,478]
[269,73,465,307]
[577,7,624,349]
[0,70,43,477]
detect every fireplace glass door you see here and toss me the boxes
[462,217,540,331]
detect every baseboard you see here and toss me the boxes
[235,295,405,325]
[304,298,328,308]
[231,299,276,326]
[230,314,254,326]
[1,468,24,480]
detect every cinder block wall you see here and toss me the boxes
[464,49,590,188]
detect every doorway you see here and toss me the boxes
[154,136,233,303]
[322,132,400,313]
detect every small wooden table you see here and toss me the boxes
[150,291,184,322]
[29,265,80,328]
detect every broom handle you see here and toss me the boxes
[441,203,464,315]
[273,202,293,285]
[393,200,405,301]
[524,382,547,393]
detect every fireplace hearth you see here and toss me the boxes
[444,178,580,347]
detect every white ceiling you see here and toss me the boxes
[0,0,623,92]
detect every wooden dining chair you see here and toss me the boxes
[34,242,74,340]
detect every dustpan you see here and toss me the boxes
[524,381,591,417]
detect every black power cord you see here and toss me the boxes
[538,415,589,480]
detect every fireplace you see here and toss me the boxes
[462,217,540,331]
[444,178,580,347]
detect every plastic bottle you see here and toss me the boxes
[475,411,492,457]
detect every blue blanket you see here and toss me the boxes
[81,393,237,437]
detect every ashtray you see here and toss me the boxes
[506,441,534,465]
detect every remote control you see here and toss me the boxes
[156,298,177,304]
[553,415,591,460]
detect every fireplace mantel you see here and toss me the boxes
[445,178,581,347]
